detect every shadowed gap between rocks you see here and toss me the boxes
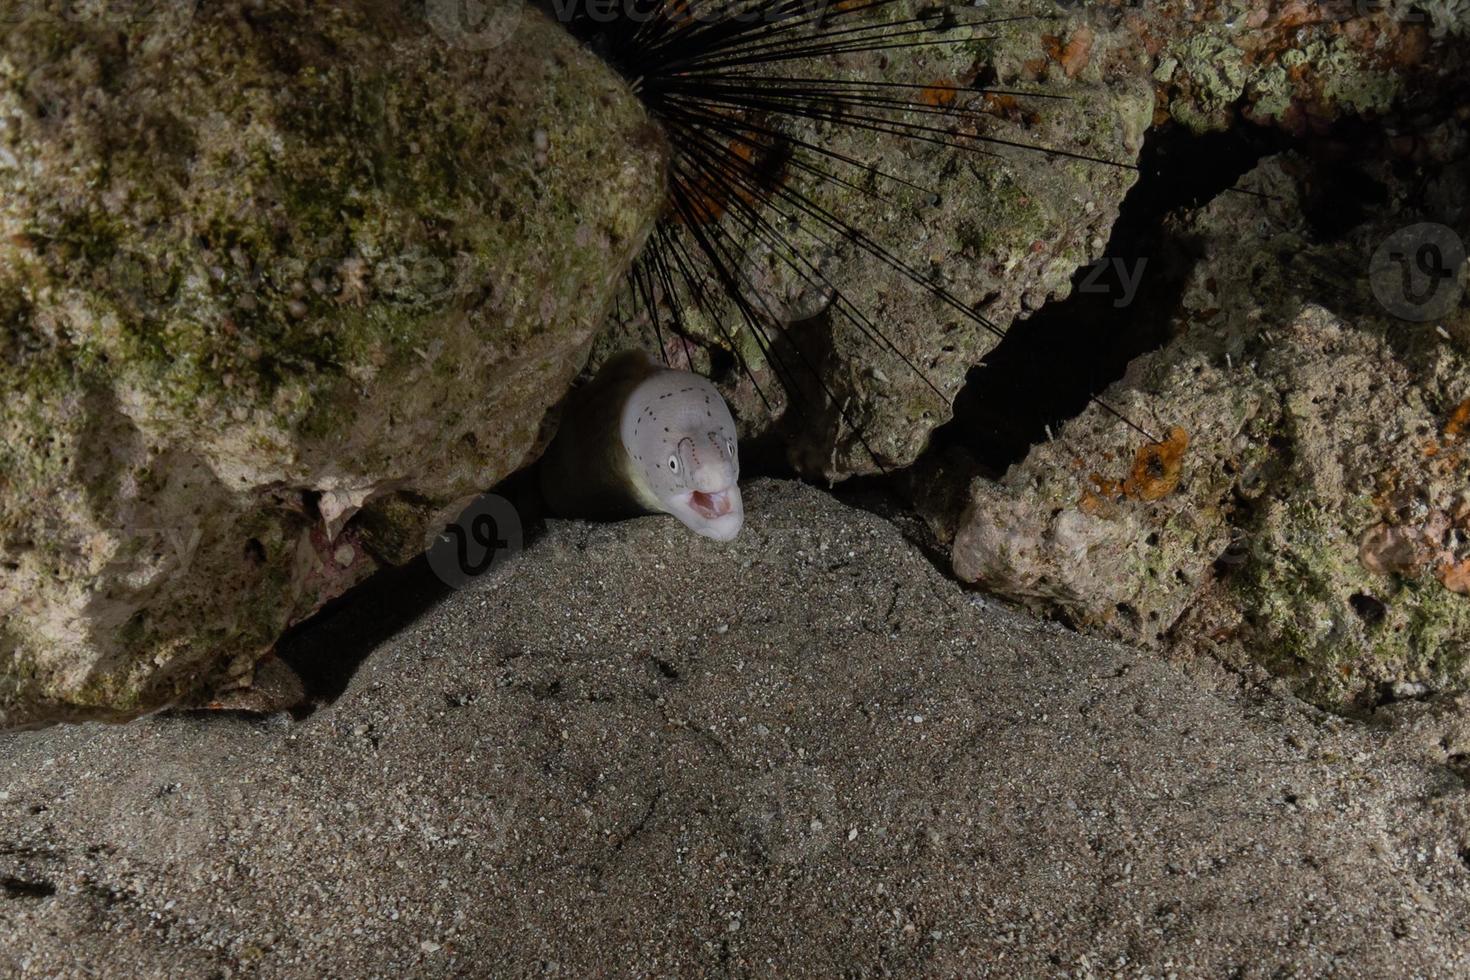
[271,552,451,711]
[271,468,552,710]
[830,113,1424,586]
[262,122,1292,707]
[923,104,1458,478]
[826,120,1296,576]
[930,120,1292,474]
[263,114,1417,710]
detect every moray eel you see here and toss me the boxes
[540,351,743,541]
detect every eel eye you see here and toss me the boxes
[668,455,679,472]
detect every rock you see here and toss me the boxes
[1140,0,1461,132]
[951,155,1470,710]
[2,480,1469,974]
[591,0,1152,479]
[0,1,665,727]
[588,0,1469,483]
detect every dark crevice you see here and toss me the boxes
[216,74,1459,718]
[1,875,56,900]
[930,121,1289,474]
[273,466,549,710]
[1349,593,1388,628]
[272,550,451,709]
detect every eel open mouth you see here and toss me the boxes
[688,489,734,520]
[667,484,743,541]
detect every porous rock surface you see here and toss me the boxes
[0,0,664,726]
[4,0,1466,725]
[2,481,1470,975]
[595,0,1469,481]
[951,156,1470,710]
[1122,0,1465,131]
[593,0,1152,478]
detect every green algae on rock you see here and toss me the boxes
[949,154,1470,712]
[0,0,665,727]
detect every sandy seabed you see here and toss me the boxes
[2,480,1468,976]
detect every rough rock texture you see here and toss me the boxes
[1120,0,1468,132]
[2,481,1470,975]
[592,0,1469,482]
[950,155,1470,710]
[593,0,1152,478]
[0,1,665,727]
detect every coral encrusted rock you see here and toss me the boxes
[0,0,664,726]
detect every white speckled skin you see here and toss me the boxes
[540,351,743,541]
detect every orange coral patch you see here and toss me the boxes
[1044,29,1094,78]
[1122,427,1189,502]
[1445,399,1470,442]
[1078,490,1112,517]
[679,137,759,226]
[920,80,958,108]
[1440,560,1470,596]
[1082,427,1189,504]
